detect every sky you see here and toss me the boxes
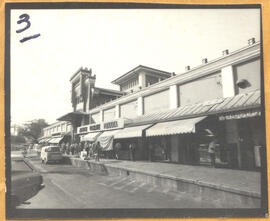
[10,8,261,125]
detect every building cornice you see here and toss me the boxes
[89,42,261,115]
[111,65,173,85]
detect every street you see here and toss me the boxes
[17,157,217,209]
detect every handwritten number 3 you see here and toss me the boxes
[16,14,31,33]
[16,13,40,43]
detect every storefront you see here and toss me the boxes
[218,108,264,170]
[145,116,209,164]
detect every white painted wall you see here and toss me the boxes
[221,65,235,97]
[169,84,178,109]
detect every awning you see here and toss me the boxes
[81,132,102,142]
[48,137,64,144]
[114,124,153,139]
[146,116,206,137]
[96,129,123,151]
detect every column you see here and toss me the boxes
[115,105,120,119]
[169,84,178,109]
[137,96,143,116]
[138,72,146,88]
[100,110,104,123]
[221,65,235,97]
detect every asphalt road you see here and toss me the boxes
[17,157,217,209]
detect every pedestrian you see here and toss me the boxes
[66,142,70,155]
[95,141,101,162]
[61,142,66,154]
[85,142,90,157]
[129,143,136,161]
[208,137,217,167]
[78,142,82,155]
[71,143,75,155]
[114,142,121,160]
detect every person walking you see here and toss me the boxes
[114,142,121,160]
[208,137,217,167]
[85,142,90,157]
[95,141,101,162]
[129,143,136,161]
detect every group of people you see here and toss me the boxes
[59,141,102,161]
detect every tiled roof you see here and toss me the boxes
[127,90,261,126]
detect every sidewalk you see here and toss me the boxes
[65,156,261,199]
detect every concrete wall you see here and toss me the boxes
[178,72,222,106]
[120,100,138,119]
[103,107,115,122]
[144,89,170,114]
[90,112,100,124]
[233,58,261,95]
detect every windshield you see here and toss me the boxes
[47,147,60,152]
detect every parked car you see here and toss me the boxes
[11,157,45,207]
[41,146,63,164]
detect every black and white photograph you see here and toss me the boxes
[5,3,268,219]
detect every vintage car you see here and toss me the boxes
[11,156,45,207]
[41,146,63,164]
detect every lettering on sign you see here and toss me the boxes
[89,124,101,131]
[104,121,118,129]
[79,126,88,133]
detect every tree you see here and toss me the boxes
[19,119,49,143]
[10,135,26,144]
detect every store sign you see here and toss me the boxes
[89,123,101,131]
[219,109,261,121]
[79,126,88,133]
[77,119,125,134]
[102,119,124,131]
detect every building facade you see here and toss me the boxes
[39,121,72,145]
[55,38,264,170]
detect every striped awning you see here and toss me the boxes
[146,116,206,137]
[96,129,123,151]
[48,137,63,144]
[128,90,261,126]
[114,124,153,139]
[81,132,102,142]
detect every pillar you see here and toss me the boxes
[138,72,146,88]
[169,84,178,109]
[221,65,235,97]
[137,96,143,116]
[115,105,120,119]
[100,110,104,123]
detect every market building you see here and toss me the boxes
[53,37,264,171]
[39,121,72,145]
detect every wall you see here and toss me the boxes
[120,100,138,119]
[233,58,260,95]
[178,72,222,106]
[103,107,115,122]
[144,89,170,114]
[90,112,100,124]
